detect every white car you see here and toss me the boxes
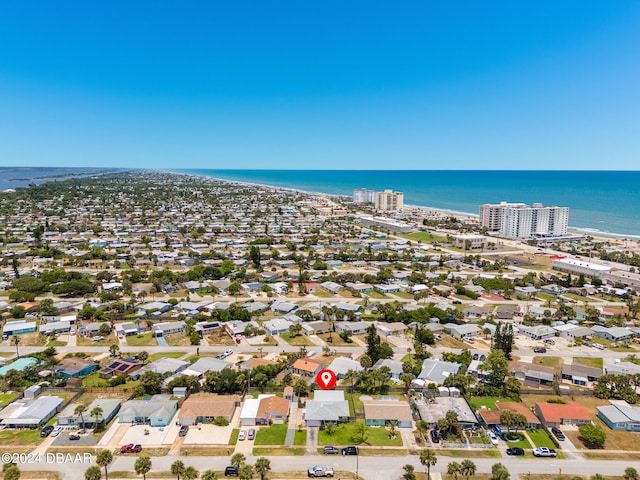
[51,426,63,437]
[92,335,104,342]
[224,349,233,358]
[238,430,247,441]
[487,431,499,445]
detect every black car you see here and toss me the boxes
[341,446,359,455]
[40,426,53,437]
[430,429,440,443]
[533,347,547,353]
[224,466,239,477]
[472,353,479,361]
[506,447,525,456]
[323,446,339,455]
[179,425,189,437]
[551,427,565,440]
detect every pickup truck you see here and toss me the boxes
[533,447,557,457]
[307,466,334,477]
[120,444,142,453]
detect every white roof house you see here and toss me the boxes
[327,357,363,379]
[0,396,63,428]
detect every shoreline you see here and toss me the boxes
[167,169,639,243]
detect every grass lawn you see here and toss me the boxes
[344,393,364,415]
[313,289,332,298]
[368,290,388,299]
[125,332,157,347]
[81,372,141,390]
[148,351,187,362]
[76,333,119,347]
[254,424,288,445]
[504,433,532,449]
[206,333,238,346]
[280,333,314,346]
[391,291,415,300]
[294,429,307,445]
[317,422,403,447]
[438,335,468,349]
[437,449,502,458]
[318,332,354,346]
[180,447,233,456]
[532,356,563,373]
[566,415,640,451]
[467,396,512,411]
[252,447,306,456]
[592,337,637,352]
[0,429,43,445]
[527,429,556,449]
[0,392,19,407]
[399,232,448,243]
[229,429,239,445]
[572,357,603,369]
[163,333,192,346]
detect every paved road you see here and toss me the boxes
[17,452,634,480]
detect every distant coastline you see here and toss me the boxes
[171,169,640,239]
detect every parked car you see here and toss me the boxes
[238,430,247,441]
[92,336,105,341]
[307,466,334,478]
[551,427,565,440]
[487,431,499,445]
[248,428,256,440]
[179,425,189,437]
[544,339,555,345]
[323,446,339,455]
[224,466,239,477]
[452,300,462,305]
[430,430,440,443]
[534,347,547,353]
[40,426,54,437]
[472,353,479,361]
[533,447,557,457]
[120,444,142,453]
[68,433,81,441]
[593,343,605,350]
[506,447,525,456]
[51,426,63,437]
[341,446,359,455]
[479,354,486,361]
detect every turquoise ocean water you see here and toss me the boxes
[176,169,640,238]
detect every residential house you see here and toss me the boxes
[57,398,121,426]
[363,397,413,428]
[290,358,323,378]
[168,357,231,381]
[305,390,350,427]
[118,395,178,426]
[3,320,37,337]
[513,361,555,386]
[114,322,140,336]
[57,357,98,379]
[263,318,294,336]
[604,361,640,376]
[372,359,404,380]
[375,322,407,337]
[40,320,72,336]
[445,324,481,340]
[327,357,363,380]
[417,359,462,385]
[129,358,189,380]
[99,358,143,378]
[597,401,640,431]
[270,300,298,314]
[336,321,368,335]
[152,321,186,337]
[0,396,64,428]
[562,363,601,386]
[494,305,521,320]
[320,281,343,295]
[302,321,331,335]
[553,324,593,340]
[534,401,592,427]
[0,357,39,376]
[179,393,238,426]
[591,325,634,342]
[256,395,290,425]
[518,325,556,340]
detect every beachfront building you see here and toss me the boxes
[479,202,569,240]
[353,188,376,204]
[375,189,404,212]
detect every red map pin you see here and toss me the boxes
[316,369,337,390]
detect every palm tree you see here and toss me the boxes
[460,459,476,480]
[447,461,461,480]
[90,406,104,428]
[12,335,20,358]
[419,449,437,480]
[84,466,101,480]
[238,464,253,480]
[402,465,416,480]
[134,457,152,480]
[254,457,271,480]
[96,449,113,480]
[201,470,218,480]
[171,461,185,480]
[74,404,88,433]
[388,420,398,439]
[230,453,246,469]
[183,466,199,480]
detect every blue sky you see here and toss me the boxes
[1,1,639,170]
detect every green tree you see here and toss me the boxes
[74,404,88,433]
[359,354,372,369]
[365,324,382,364]
[183,466,199,480]
[96,449,113,480]
[480,349,509,387]
[490,462,510,480]
[591,475,606,480]
[12,335,20,358]
[254,458,271,480]
[249,245,261,268]
[4,466,20,480]
[201,471,218,480]
[460,459,477,480]
[230,454,246,469]
[419,448,437,480]
[578,424,606,448]
[84,466,101,480]
[238,464,254,480]
[171,461,185,480]
[624,467,639,480]
[447,462,461,480]
[402,464,416,480]
[134,457,152,480]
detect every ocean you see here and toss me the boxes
[175,169,640,239]
[0,167,125,191]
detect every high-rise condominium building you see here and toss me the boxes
[353,188,376,204]
[375,189,404,212]
[479,202,569,239]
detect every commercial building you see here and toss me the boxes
[375,190,404,212]
[479,202,568,240]
[353,188,376,204]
